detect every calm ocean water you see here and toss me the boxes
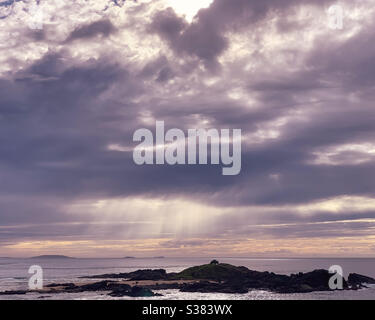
[0,257,374,300]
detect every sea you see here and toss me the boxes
[0,257,374,300]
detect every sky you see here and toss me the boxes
[0,0,375,258]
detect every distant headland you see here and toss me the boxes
[29,255,75,259]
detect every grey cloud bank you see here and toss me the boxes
[0,0,374,256]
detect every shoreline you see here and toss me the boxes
[1,261,375,298]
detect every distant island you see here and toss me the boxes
[29,255,75,259]
[2,260,375,298]
[122,256,165,259]
[27,255,165,259]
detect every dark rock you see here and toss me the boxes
[45,280,132,293]
[75,281,131,292]
[3,262,375,297]
[128,269,167,281]
[276,269,339,293]
[46,283,76,288]
[348,273,375,286]
[172,263,250,281]
[0,290,28,295]
[144,282,183,290]
[40,280,161,297]
[82,269,168,280]
[170,264,353,294]
[109,286,161,297]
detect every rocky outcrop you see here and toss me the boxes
[84,269,168,280]
[2,262,375,297]
[348,273,375,287]
[109,286,161,297]
[79,263,375,295]
[275,269,348,293]
[171,263,250,281]
[169,264,333,293]
[176,266,350,294]
[45,282,76,288]
[30,280,159,297]
[128,269,168,281]
[0,290,28,295]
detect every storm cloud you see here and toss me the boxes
[0,0,374,257]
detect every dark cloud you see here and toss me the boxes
[149,7,228,70]
[66,19,116,42]
[139,55,175,82]
[1,0,375,252]
[150,0,335,69]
